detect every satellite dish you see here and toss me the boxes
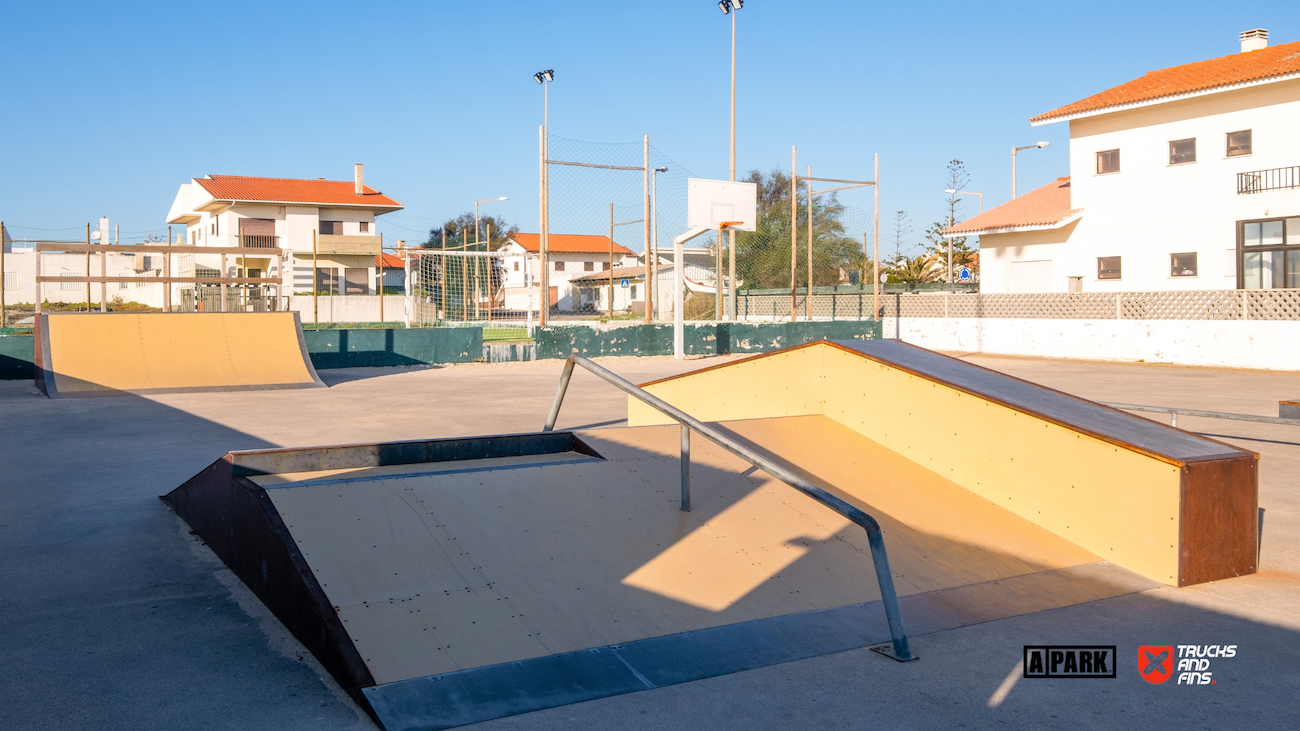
[91,230,102,241]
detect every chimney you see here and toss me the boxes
[1240,28,1268,53]
[354,163,364,196]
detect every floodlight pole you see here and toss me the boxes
[539,125,549,325]
[727,1,738,321]
[644,135,651,324]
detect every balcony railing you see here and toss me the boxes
[1237,165,1300,194]
[316,234,382,256]
[239,234,280,248]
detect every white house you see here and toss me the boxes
[165,165,403,304]
[951,29,1300,293]
[496,233,636,312]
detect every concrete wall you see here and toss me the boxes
[303,327,480,369]
[289,295,408,323]
[884,317,1300,370]
[0,334,34,379]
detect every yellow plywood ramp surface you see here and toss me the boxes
[630,339,1258,587]
[256,421,1106,686]
[36,312,324,397]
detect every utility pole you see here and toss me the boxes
[789,147,797,323]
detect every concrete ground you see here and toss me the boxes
[1,352,1297,730]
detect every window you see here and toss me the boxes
[1097,256,1121,280]
[1169,138,1196,165]
[1240,217,1300,289]
[554,261,565,271]
[513,261,520,271]
[3,272,14,289]
[319,221,343,235]
[1226,130,1252,157]
[1096,149,1120,174]
[1170,252,1197,277]
[61,280,80,291]
[359,221,369,233]
[602,262,610,271]
[583,261,594,271]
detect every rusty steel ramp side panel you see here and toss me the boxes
[161,431,605,722]
[37,311,325,398]
[161,454,377,715]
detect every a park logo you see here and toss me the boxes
[1023,646,1116,678]
[1139,645,1174,685]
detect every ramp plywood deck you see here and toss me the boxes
[266,417,1101,686]
[36,312,324,397]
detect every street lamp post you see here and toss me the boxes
[943,188,984,215]
[474,196,508,249]
[1011,141,1049,198]
[719,0,742,319]
[534,69,554,325]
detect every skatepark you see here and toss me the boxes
[1,316,1297,730]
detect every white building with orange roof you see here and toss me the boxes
[496,233,637,312]
[166,164,403,301]
[948,29,1300,293]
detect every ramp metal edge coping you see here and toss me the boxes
[542,354,916,662]
[1101,402,1300,429]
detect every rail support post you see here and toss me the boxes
[680,425,691,512]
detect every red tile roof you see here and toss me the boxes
[196,175,404,209]
[507,233,634,256]
[942,178,1080,236]
[1031,40,1300,124]
[375,252,404,268]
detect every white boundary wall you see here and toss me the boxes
[884,317,1300,371]
[287,295,407,324]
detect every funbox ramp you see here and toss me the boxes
[35,312,324,398]
[630,339,1259,588]
[163,340,1253,730]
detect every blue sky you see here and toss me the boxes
[2,1,1294,253]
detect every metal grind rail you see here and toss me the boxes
[542,354,915,662]
[1102,402,1300,429]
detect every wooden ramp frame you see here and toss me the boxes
[35,312,324,398]
[630,339,1259,588]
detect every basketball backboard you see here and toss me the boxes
[687,178,758,232]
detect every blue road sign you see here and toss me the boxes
[958,267,973,283]
[620,279,630,288]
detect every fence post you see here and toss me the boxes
[404,250,411,329]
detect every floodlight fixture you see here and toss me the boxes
[654,166,668,173]
[719,1,730,14]
[534,72,544,84]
